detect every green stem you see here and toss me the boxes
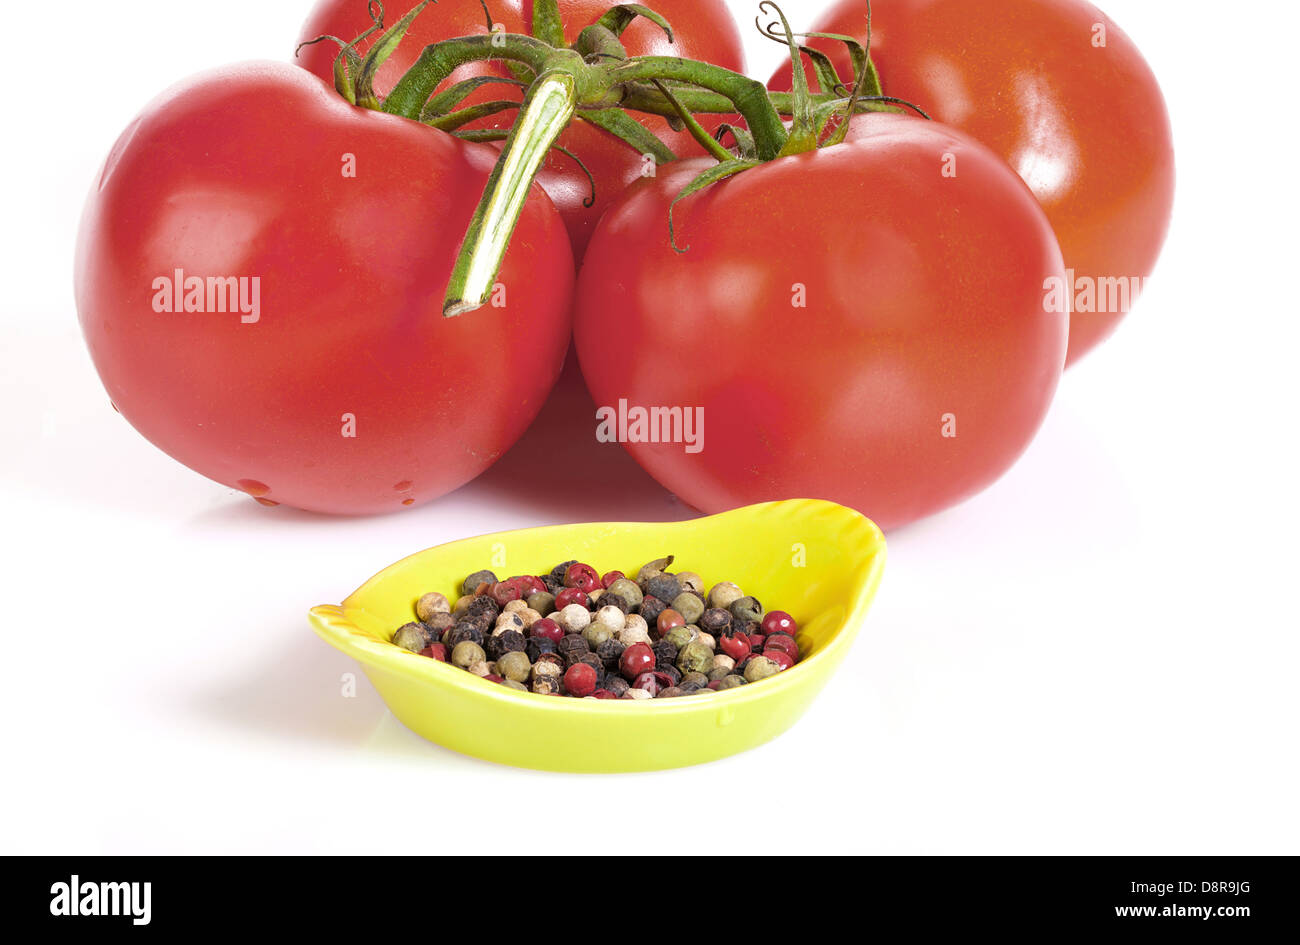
[600,56,788,159]
[444,71,578,317]
[383,34,556,119]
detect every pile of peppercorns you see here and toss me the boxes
[390,556,802,699]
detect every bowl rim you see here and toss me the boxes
[309,499,886,716]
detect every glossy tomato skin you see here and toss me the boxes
[297,0,744,258]
[574,114,1067,531]
[770,0,1175,365]
[75,62,573,514]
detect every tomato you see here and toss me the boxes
[297,0,745,258]
[574,114,1068,531]
[75,62,573,514]
[769,0,1175,366]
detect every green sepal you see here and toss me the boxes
[669,159,759,253]
[531,0,566,46]
[579,108,677,163]
[425,100,521,131]
[651,80,732,164]
[421,75,527,119]
[356,1,433,109]
[594,5,675,43]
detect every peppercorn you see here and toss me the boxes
[446,624,485,649]
[708,581,743,610]
[423,612,456,636]
[644,574,681,606]
[549,560,579,582]
[664,624,696,651]
[392,622,433,653]
[563,563,601,593]
[637,556,674,584]
[496,650,531,683]
[599,591,632,614]
[619,616,652,648]
[415,592,450,623]
[604,675,631,697]
[557,633,590,662]
[699,608,732,636]
[583,622,614,650]
[680,671,710,690]
[451,640,486,670]
[467,660,492,678]
[624,687,652,701]
[764,634,799,660]
[712,653,736,674]
[632,670,671,696]
[531,675,561,695]
[541,573,563,594]
[607,578,644,608]
[462,570,498,597]
[577,652,605,680]
[564,662,598,697]
[660,665,682,686]
[532,653,564,678]
[596,639,626,672]
[763,649,795,672]
[658,687,687,698]
[730,596,763,625]
[670,591,705,626]
[707,665,732,682]
[525,636,557,662]
[677,641,713,675]
[494,612,526,634]
[639,595,667,627]
[526,591,556,616]
[593,605,625,632]
[696,632,716,652]
[717,674,747,690]
[555,588,591,612]
[657,609,686,638]
[502,678,528,693]
[601,570,626,588]
[743,655,779,682]
[556,603,592,633]
[465,595,499,620]
[452,594,475,614]
[652,639,678,670]
[486,629,527,661]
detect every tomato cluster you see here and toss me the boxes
[74,1,1173,529]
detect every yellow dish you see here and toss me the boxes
[309,499,885,772]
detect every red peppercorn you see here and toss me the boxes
[719,633,750,662]
[491,580,523,606]
[530,617,564,643]
[764,634,799,660]
[591,689,617,699]
[564,662,598,697]
[707,680,722,690]
[484,674,505,683]
[419,643,449,662]
[563,563,601,593]
[748,633,766,652]
[601,570,626,588]
[554,587,590,610]
[761,610,798,637]
[762,649,795,672]
[515,575,547,597]
[620,642,656,680]
[657,608,686,636]
[632,671,673,696]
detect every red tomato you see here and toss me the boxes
[297,0,745,258]
[770,0,1175,366]
[574,114,1067,531]
[75,62,573,514]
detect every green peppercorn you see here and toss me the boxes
[707,666,733,682]
[676,571,704,594]
[497,650,532,683]
[670,591,705,626]
[681,671,710,689]
[415,592,450,623]
[658,687,687,698]
[452,640,486,669]
[743,655,779,682]
[637,556,674,584]
[664,624,695,651]
[607,578,643,608]
[677,641,713,674]
[583,622,614,650]
[730,596,764,625]
[392,622,433,653]
[717,674,747,690]
[527,591,556,615]
[462,570,498,596]
[502,679,528,693]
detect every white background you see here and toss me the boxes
[1,0,1296,855]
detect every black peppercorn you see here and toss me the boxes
[596,639,626,672]
[604,675,631,698]
[465,596,499,620]
[639,595,667,626]
[525,636,557,662]
[600,591,632,614]
[462,570,498,596]
[652,638,678,670]
[541,573,563,594]
[486,629,527,660]
[549,560,578,583]
[700,608,733,635]
[557,633,590,663]
[446,624,485,648]
[660,664,682,686]
[680,671,710,690]
[658,686,686,698]
[644,574,681,606]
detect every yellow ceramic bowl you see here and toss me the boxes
[309,499,885,772]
